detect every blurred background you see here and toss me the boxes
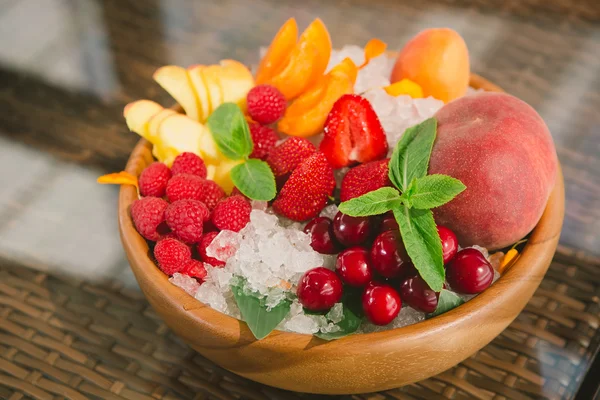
[0,0,598,399]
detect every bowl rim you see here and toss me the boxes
[118,74,564,350]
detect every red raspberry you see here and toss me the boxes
[165,174,204,202]
[154,237,191,275]
[171,152,207,178]
[180,259,207,281]
[247,84,286,124]
[198,180,225,211]
[249,123,279,160]
[211,195,252,232]
[197,231,226,267]
[139,162,171,197]
[165,199,209,243]
[230,186,249,200]
[130,197,169,241]
[266,137,316,178]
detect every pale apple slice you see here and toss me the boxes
[201,65,224,113]
[123,100,163,141]
[152,142,177,166]
[219,59,255,111]
[198,130,222,164]
[212,158,244,194]
[158,113,206,156]
[188,65,211,121]
[147,109,177,144]
[153,66,200,121]
[205,164,217,180]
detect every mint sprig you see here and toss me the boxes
[207,103,276,201]
[428,289,464,318]
[338,117,466,292]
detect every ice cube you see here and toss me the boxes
[205,230,240,262]
[326,303,344,324]
[319,204,339,220]
[169,273,200,296]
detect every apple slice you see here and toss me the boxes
[219,60,255,111]
[153,66,200,121]
[188,65,211,121]
[147,109,177,144]
[201,65,224,113]
[158,113,206,156]
[123,100,163,141]
[212,158,244,194]
[198,130,222,164]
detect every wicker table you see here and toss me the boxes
[0,0,599,399]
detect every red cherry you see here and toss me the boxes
[446,248,494,294]
[333,212,373,246]
[297,267,343,311]
[362,282,402,325]
[437,225,458,264]
[335,247,373,287]
[399,274,438,313]
[370,230,410,278]
[379,212,399,233]
[304,217,340,254]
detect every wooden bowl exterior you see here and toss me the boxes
[118,75,564,394]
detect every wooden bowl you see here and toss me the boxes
[118,75,564,394]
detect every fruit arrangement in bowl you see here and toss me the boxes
[104,18,564,393]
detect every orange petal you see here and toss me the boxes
[498,248,519,274]
[384,79,424,98]
[256,18,298,84]
[359,38,387,68]
[97,171,138,188]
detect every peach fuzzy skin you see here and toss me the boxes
[391,28,469,103]
[429,92,558,250]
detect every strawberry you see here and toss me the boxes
[320,94,388,169]
[340,159,392,201]
[273,152,336,221]
[266,137,316,178]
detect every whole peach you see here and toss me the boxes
[391,28,469,103]
[429,92,557,250]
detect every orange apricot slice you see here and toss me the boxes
[384,79,424,98]
[360,38,387,68]
[256,18,298,84]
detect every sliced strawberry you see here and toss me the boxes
[273,152,335,221]
[320,94,388,169]
[340,159,391,201]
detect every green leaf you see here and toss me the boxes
[388,118,437,192]
[393,205,445,292]
[409,174,466,209]
[206,103,253,160]
[428,289,465,318]
[231,280,291,340]
[338,187,401,217]
[315,293,363,341]
[230,159,276,201]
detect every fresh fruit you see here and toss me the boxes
[429,92,558,249]
[370,230,410,278]
[266,137,316,178]
[130,197,169,241]
[256,18,298,85]
[198,179,226,210]
[165,174,204,203]
[197,231,226,267]
[187,65,212,119]
[379,212,399,233]
[384,79,424,98]
[211,158,244,194]
[399,274,438,313]
[320,94,388,168]
[362,282,401,325]
[391,28,469,103]
[201,65,224,112]
[123,100,163,142]
[218,59,255,111]
[340,159,391,201]
[180,259,208,280]
[247,84,287,124]
[272,152,335,221]
[249,123,279,160]
[153,65,200,120]
[332,212,374,247]
[211,195,252,232]
[297,267,343,312]
[171,152,207,178]
[154,237,192,276]
[139,162,172,197]
[304,217,340,255]
[336,247,373,287]
[446,248,494,294]
[165,200,209,243]
[437,225,458,264]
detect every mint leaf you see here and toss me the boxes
[409,174,466,209]
[231,280,291,340]
[230,159,276,201]
[393,206,445,291]
[207,103,253,160]
[428,289,464,318]
[338,187,401,217]
[388,118,437,192]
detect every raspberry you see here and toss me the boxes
[171,152,207,178]
[247,84,286,124]
[197,231,226,267]
[165,174,204,202]
[165,199,209,243]
[230,187,249,200]
[266,137,316,178]
[198,179,225,210]
[139,162,171,197]
[180,259,207,281]
[211,195,252,232]
[130,197,169,241]
[153,237,191,275]
[249,123,279,160]
[340,159,391,201]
